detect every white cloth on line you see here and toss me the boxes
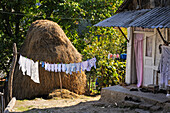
[58,64,61,72]
[18,55,26,75]
[31,61,40,83]
[75,62,81,73]
[66,64,71,74]
[81,61,90,71]
[88,57,96,69]
[25,58,31,76]
[54,64,58,72]
[62,64,66,72]
[19,55,40,83]
[47,63,51,71]
[51,64,55,72]
[70,63,76,73]
[45,62,48,70]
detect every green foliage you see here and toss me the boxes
[82,27,127,88]
[0,0,126,89]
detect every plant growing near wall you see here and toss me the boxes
[82,26,127,91]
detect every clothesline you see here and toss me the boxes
[17,52,84,56]
[18,54,96,83]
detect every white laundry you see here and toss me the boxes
[158,46,170,88]
[47,63,51,71]
[81,61,90,71]
[70,63,76,73]
[88,57,96,69]
[62,64,66,72]
[25,58,31,76]
[51,64,55,72]
[18,55,23,70]
[75,63,81,73]
[58,64,61,72]
[54,64,58,72]
[18,55,27,75]
[66,64,71,74]
[31,61,40,83]
[19,55,40,83]
[45,62,48,70]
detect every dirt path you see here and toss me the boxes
[12,89,160,113]
[12,95,100,112]
[12,95,140,113]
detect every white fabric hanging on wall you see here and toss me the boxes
[158,46,170,88]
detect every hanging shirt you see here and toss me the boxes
[45,62,48,71]
[158,46,170,88]
[18,55,23,70]
[120,53,127,60]
[47,63,51,71]
[66,64,71,74]
[25,58,31,76]
[81,60,90,71]
[62,64,66,72]
[88,57,96,69]
[41,61,45,68]
[54,64,58,72]
[51,64,55,72]
[113,54,116,59]
[108,54,110,59]
[58,64,61,72]
[75,62,81,73]
[18,55,27,75]
[31,61,40,83]
[70,63,76,72]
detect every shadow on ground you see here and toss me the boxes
[12,100,137,113]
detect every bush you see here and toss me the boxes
[81,26,127,90]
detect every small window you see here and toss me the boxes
[146,36,152,57]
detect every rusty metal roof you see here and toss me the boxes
[94,7,170,28]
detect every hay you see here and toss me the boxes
[13,20,87,99]
[48,89,79,99]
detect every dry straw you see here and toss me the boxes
[13,20,87,99]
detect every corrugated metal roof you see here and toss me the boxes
[94,7,170,28]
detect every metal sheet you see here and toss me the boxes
[94,7,170,28]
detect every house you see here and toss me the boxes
[95,0,170,89]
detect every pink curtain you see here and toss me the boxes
[134,33,144,87]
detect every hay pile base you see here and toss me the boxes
[12,20,87,99]
[48,89,79,99]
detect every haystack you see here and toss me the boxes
[13,20,87,99]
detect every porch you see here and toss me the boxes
[100,85,170,112]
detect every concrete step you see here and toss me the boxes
[101,85,169,105]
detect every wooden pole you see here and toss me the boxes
[0,92,4,113]
[1,93,3,113]
[58,72,63,98]
[117,27,129,43]
[7,43,17,103]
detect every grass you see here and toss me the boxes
[17,106,29,111]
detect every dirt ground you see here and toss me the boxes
[11,89,161,113]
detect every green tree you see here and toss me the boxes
[0,0,125,80]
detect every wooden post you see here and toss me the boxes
[58,72,63,98]
[0,92,4,113]
[89,74,91,95]
[7,43,17,103]
[118,27,129,43]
